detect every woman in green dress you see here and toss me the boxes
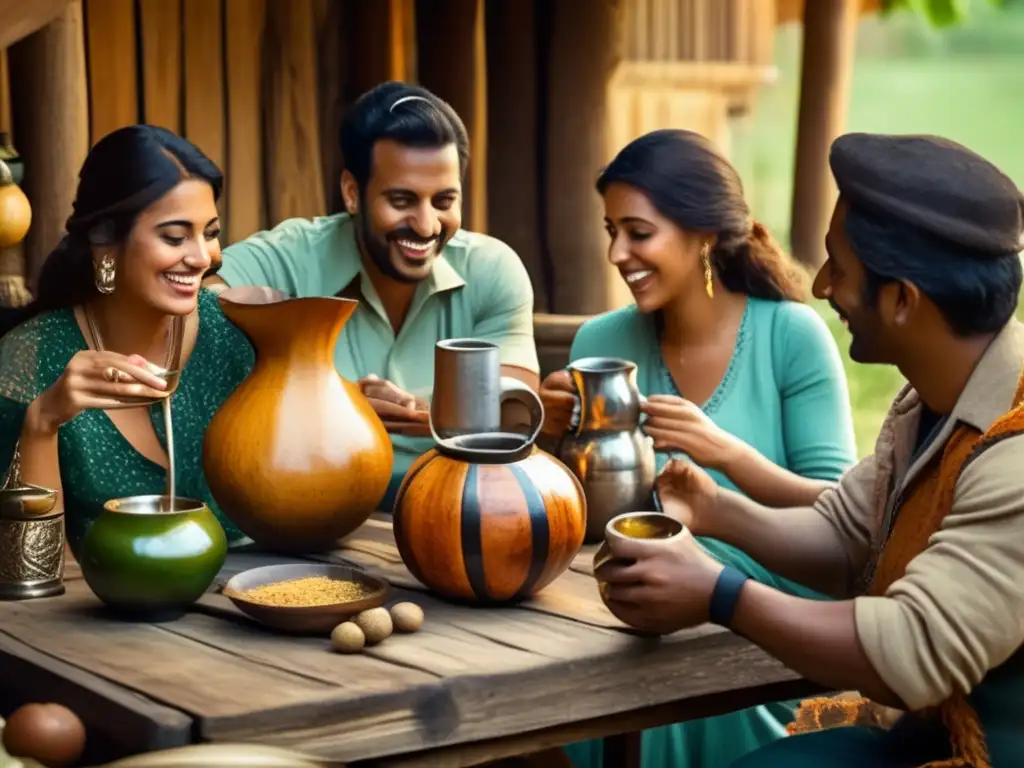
[0,125,254,556]
[539,130,858,767]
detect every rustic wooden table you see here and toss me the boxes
[0,514,822,767]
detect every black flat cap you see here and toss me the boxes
[830,132,1024,256]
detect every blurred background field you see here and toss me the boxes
[735,3,1024,455]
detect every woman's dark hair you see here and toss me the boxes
[339,81,469,190]
[596,129,808,303]
[846,201,1022,337]
[0,124,222,338]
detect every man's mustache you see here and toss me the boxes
[387,228,444,246]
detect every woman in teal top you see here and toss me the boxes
[539,130,858,768]
[0,125,253,557]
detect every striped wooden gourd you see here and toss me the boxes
[393,438,586,603]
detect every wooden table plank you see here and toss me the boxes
[198,608,801,762]
[0,633,192,765]
[0,518,812,765]
[0,582,338,717]
[350,678,827,768]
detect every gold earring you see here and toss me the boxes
[701,243,714,298]
[95,253,116,295]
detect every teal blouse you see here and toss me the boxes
[562,297,858,768]
[0,290,254,557]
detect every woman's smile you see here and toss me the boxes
[622,268,657,294]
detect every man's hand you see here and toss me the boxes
[655,458,720,534]
[357,375,430,436]
[594,529,724,635]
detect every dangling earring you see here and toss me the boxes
[701,243,714,298]
[95,253,116,294]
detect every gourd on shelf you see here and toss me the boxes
[0,157,30,249]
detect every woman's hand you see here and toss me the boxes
[539,369,577,438]
[641,394,746,471]
[30,351,169,434]
[654,458,720,535]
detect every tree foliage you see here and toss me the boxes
[880,0,1007,26]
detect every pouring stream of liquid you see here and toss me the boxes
[162,397,175,511]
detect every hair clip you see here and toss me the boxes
[389,95,432,113]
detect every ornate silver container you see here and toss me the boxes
[0,447,65,600]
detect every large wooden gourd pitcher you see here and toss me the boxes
[202,290,393,552]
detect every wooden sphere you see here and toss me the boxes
[0,159,31,249]
[2,702,86,767]
[393,445,586,602]
[330,621,365,653]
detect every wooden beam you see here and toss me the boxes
[544,0,625,315]
[313,0,347,215]
[184,0,226,228]
[788,0,860,267]
[8,0,89,286]
[225,0,266,240]
[84,0,138,144]
[0,0,73,50]
[138,0,182,133]
[345,1,394,104]
[263,0,326,225]
[0,633,193,765]
[415,0,487,233]
[485,0,546,310]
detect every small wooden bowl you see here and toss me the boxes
[223,563,389,634]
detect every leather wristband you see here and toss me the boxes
[708,565,750,628]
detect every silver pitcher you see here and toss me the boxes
[430,338,545,445]
[557,357,656,543]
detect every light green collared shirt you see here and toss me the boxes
[217,212,539,505]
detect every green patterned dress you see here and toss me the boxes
[0,289,254,557]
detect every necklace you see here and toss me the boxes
[83,305,186,510]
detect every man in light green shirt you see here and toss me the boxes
[205,82,540,508]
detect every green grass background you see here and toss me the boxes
[731,5,1024,456]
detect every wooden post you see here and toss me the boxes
[262,0,326,225]
[789,0,860,268]
[485,0,546,310]
[225,0,266,241]
[415,0,487,234]
[138,0,182,133]
[8,1,89,286]
[313,0,346,215]
[544,0,624,316]
[83,0,138,144]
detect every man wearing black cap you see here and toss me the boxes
[593,133,1024,767]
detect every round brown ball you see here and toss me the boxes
[330,621,366,653]
[2,702,86,768]
[390,602,424,633]
[354,606,393,644]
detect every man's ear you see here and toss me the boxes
[340,171,360,214]
[881,279,922,328]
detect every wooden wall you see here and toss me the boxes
[3,0,783,316]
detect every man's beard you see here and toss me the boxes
[357,212,444,285]
[832,299,878,364]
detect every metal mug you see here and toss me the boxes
[430,338,544,445]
